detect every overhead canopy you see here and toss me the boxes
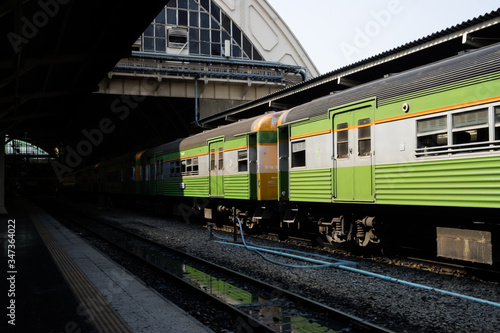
[0,0,167,152]
[2,3,500,166]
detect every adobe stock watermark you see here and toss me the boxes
[339,0,403,63]
[178,197,210,225]
[51,93,147,183]
[7,0,72,54]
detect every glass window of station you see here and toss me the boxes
[141,0,263,61]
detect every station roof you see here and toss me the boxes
[0,0,167,153]
[200,8,500,127]
[2,5,500,165]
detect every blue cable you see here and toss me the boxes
[211,218,500,308]
[211,217,354,268]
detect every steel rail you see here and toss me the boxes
[59,212,275,333]
[68,211,394,333]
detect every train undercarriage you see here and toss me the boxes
[202,200,383,250]
[86,192,498,267]
[196,199,498,267]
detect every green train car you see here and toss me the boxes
[276,43,500,264]
[137,111,282,202]
[75,112,284,219]
[74,42,500,265]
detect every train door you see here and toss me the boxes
[248,134,258,200]
[209,139,224,197]
[332,102,374,202]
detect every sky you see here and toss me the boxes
[266,0,500,74]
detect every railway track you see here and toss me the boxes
[229,225,500,282]
[402,256,500,282]
[47,205,394,333]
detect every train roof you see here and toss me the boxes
[280,41,500,124]
[143,111,283,156]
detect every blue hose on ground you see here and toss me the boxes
[247,241,347,262]
[337,264,500,308]
[211,217,356,268]
[211,217,500,308]
[209,230,234,241]
[217,241,354,268]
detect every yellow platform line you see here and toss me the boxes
[26,201,133,333]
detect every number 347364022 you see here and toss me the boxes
[7,219,16,268]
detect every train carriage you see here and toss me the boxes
[137,112,283,219]
[72,164,95,193]
[95,153,136,195]
[277,43,500,263]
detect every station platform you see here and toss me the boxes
[2,198,213,333]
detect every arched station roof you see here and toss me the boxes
[138,0,319,77]
[1,0,320,165]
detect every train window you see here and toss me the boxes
[417,115,446,133]
[494,106,500,140]
[175,160,181,176]
[337,123,349,158]
[291,140,306,168]
[163,162,169,178]
[169,161,175,177]
[150,164,155,180]
[238,150,248,172]
[452,109,489,146]
[210,149,216,170]
[181,160,187,175]
[192,157,199,175]
[417,115,448,149]
[186,158,192,175]
[358,118,371,156]
[495,106,500,124]
[218,147,224,170]
[453,108,488,128]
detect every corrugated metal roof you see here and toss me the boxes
[294,8,500,87]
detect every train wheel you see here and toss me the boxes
[355,216,379,247]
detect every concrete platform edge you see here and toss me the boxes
[24,199,213,333]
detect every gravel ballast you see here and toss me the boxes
[69,200,500,333]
